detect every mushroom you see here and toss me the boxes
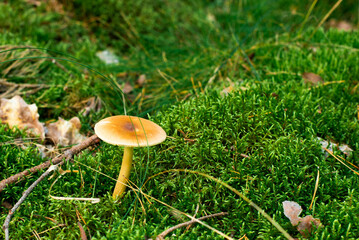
[94,115,166,200]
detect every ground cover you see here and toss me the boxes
[1,0,358,239]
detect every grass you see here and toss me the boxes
[1,0,359,239]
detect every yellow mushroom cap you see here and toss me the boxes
[94,115,166,147]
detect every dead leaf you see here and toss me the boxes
[123,82,134,94]
[297,215,321,238]
[136,74,147,87]
[328,19,356,31]
[302,72,324,85]
[283,201,302,226]
[283,201,322,238]
[46,117,86,146]
[0,95,45,139]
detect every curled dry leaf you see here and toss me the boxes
[283,201,322,238]
[46,117,86,146]
[302,72,323,85]
[0,95,45,138]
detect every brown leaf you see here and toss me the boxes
[46,117,86,146]
[283,201,302,226]
[302,72,323,85]
[0,95,45,139]
[283,201,322,238]
[297,215,321,238]
[123,82,134,94]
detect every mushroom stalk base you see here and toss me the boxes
[113,146,134,200]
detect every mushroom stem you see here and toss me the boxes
[113,146,134,199]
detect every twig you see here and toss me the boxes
[1,135,100,240]
[3,165,59,240]
[0,134,100,192]
[153,212,228,240]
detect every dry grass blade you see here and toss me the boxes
[31,230,41,240]
[324,148,359,175]
[297,0,318,37]
[27,224,66,239]
[309,169,320,210]
[0,46,68,99]
[335,154,359,170]
[0,45,66,77]
[0,79,49,98]
[77,222,87,240]
[157,69,179,96]
[310,0,344,39]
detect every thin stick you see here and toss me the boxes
[153,212,228,240]
[2,135,100,240]
[3,165,59,240]
[0,134,100,192]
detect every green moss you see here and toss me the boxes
[1,1,359,239]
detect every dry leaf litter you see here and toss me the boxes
[0,95,86,157]
[283,201,322,238]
